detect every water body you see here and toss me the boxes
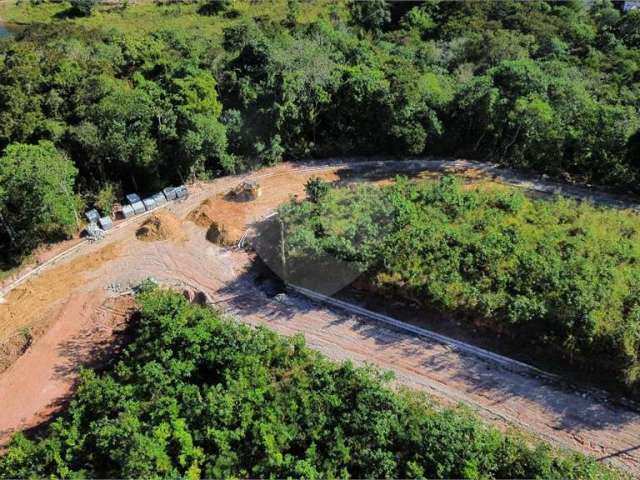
[0,22,16,39]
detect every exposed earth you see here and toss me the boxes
[1,160,640,474]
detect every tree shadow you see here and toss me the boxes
[216,255,317,323]
[53,8,85,19]
[196,2,226,16]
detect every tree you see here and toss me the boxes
[284,0,300,28]
[320,64,391,155]
[173,69,231,175]
[617,8,640,48]
[180,114,231,175]
[198,0,231,16]
[94,182,120,216]
[0,141,80,263]
[305,177,330,203]
[71,77,159,190]
[69,0,97,17]
[0,43,47,148]
[347,0,391,32]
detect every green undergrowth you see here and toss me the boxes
[279,176,640,395]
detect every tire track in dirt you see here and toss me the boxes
[1,159,640,475]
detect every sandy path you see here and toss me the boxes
[2,160,640,475]
[0,293,133,442]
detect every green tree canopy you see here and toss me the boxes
[0,289,618,479]
[0,141,80,264]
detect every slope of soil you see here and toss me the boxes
[206,221,243,246]
[0,242,123,341]
[0,237,84,287]
[0,293,134,444]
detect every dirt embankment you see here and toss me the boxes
[0,242,123,374]
[188,199,245,246]
[0,242,123,343]
[0,293,135,445]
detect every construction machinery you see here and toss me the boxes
[229,180,261,201]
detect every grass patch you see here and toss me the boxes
[0,0,340,37]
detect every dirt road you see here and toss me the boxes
[1,160,640,474]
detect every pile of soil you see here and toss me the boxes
[188,197,243,246]
[227,181,262,202]
[187,198,217,228]
[182,289,210,306]
[206,221,243,246]
[0,328,35,374]
[136,212,186,242]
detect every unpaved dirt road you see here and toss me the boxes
[1,160,640,475]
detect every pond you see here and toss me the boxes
[0,22,17,39]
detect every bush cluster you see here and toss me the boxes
[0,289,617,478]
[280,177,640,393]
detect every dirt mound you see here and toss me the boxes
[206,221,243,246]
[136,212,185,242]
[187,198,217,228]
[0,329,33,374]
[188,198,243,246]
[182,289,210,305]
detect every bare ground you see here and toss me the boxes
[1,160,640,474]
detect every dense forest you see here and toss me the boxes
[278,176,640,394]
[0,0,639,265]
[0,288,620,479]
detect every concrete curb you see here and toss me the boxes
[290,285,561,382]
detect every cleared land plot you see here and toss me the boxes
[2,160,640,475]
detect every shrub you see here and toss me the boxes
[280,177,640,394]
[69,0,97,17]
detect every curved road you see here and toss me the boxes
[1,159,640,475]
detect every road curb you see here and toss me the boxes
[290,285,561,381]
